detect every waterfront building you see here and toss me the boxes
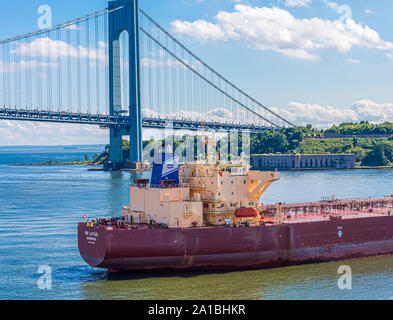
[252,154,356,170]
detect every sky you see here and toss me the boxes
[0,0,393,145]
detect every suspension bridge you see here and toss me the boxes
[0,0,295,167]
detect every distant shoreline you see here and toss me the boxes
[10,161,98,167]
[0,144,105,148]
[252,166,393,171]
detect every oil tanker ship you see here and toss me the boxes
[78,137,393,271]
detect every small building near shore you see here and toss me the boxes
[252,154,357,170]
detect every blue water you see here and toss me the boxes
[0,145,105,164]
[0,146,392,300]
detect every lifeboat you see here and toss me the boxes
[235,207,259,218]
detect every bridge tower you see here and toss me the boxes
[108,0,142,167]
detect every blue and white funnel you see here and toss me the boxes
[150,145,180,187]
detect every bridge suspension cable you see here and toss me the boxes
[0,7,122,45]
[139,9,295,129]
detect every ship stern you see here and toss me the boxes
[78,223,107,268]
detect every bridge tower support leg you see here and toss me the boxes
[110,128,123,163]
[108,0,142,167]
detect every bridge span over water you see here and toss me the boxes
[0,0,295,166]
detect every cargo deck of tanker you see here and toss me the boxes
[263,196,393,224]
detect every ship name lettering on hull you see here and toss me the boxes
[85,231,99,244]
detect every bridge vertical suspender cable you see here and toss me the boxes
[139,8,295,129]
[95,16,100,115]
[86,19,91,114]
[139,25,281,128]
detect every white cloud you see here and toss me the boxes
[364,9,372,15]
[171,19,226,44]
[142,107,275,127]
[0,121,108,146]
[143,98,393,129]
[285,0,313,7]
[0,60,58,73]
[324,1,339,11]
[207,108,233,119]
[272,102,357,127]
[171,4,393,61]
[142,107,237,123]
[11,38,107,61]
[273,100,393,128]
[351,100,393,123]
[64,24,79,30]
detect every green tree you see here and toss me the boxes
[251,130,289,154]
[362,144,390,166]
[342,143,353,152]
[325,121,393,136]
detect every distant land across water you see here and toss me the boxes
[0,145,105,165]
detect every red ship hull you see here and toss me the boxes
[78,216,393,271]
